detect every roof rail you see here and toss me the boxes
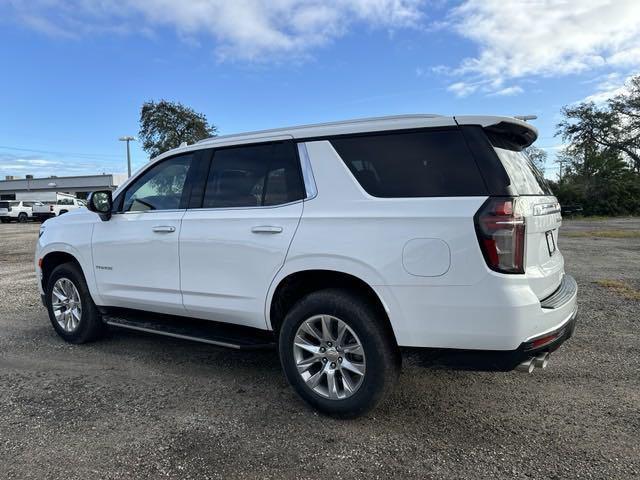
[195,114,443,145]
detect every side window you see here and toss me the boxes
[330,129,487,197]
[122,154,193,212]
[202,142,304,208]
[23,201,33,207]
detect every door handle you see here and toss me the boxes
[152,225,176,233]
[251,225,283,234]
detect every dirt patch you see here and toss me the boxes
[595,279,640,300]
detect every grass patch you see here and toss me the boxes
[595,279,640,301]
[564,230,640,238]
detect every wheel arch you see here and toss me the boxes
[268,269,398,347]
[40,251,84,291]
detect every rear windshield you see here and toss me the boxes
[487,133,552,195]
[330,129,487,197]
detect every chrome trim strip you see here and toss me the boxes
[105,319,243,349]
[297,142,318,200]
[533,202,561,216]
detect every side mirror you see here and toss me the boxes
[87,190,113,221]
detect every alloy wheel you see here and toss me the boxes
[293,315,366,400]
[51,278,82,333]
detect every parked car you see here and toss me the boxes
[35,114,578,417]
[0,200,42,223]
[32,195,86,221]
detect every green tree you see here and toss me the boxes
[139,100,217,159]
[554,73,640,216]
[558,77,640,172]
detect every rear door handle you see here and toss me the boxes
[152,225,176,233]
[251,225,283,234]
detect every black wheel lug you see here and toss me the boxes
[322,358,328,363]
[330,362,337,368]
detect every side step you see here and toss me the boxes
[103,310,276,350]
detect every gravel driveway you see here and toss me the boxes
[1,219,638,479]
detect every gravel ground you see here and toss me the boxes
[0,219,638,479]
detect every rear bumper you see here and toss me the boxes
[376,273,578,351]
[404,308,577,371]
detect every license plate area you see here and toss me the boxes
[545,230,557,256]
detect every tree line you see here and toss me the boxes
[552,74,640,216]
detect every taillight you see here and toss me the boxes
[50,205,54,211]
[475,197,525,274]
[7,206,11,212]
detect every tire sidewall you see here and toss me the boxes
[279,289,397,417]
[18,213,27,223]
[45,263,100,343]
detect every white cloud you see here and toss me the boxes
[0,153,114,177]
[447,81,478,97]
[583,72,635,103]
[489,86,523,97]
[6,0,426,61]
[442,0,640,95]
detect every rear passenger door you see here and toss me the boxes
[179,139,305,328]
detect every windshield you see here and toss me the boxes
[493,147,552,196]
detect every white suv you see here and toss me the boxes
[0,200,40,223]
[35,115,578,417]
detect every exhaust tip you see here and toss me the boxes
[534,352,550,370]
[516,358,535,374]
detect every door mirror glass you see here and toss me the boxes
[87,190,113,220]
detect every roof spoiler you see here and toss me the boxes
[454,116,538,150]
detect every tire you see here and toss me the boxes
[279,289,400,418]
[45,262,105,344]
[18,212,28,223]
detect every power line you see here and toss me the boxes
[0,144,121,159]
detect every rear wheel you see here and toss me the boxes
[18,212,28,223]
[45,263,105,343]
[279,289,400,418]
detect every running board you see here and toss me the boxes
[103,310,276,350]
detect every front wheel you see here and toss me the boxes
[279,289,400,418]
[45,263,105,343]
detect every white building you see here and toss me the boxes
[0,174,128,201]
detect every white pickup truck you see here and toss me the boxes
[32,196,87,221]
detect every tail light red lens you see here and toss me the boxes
[50,205,54,211]
[475,197,525,274]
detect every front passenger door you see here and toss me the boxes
[92,152,196,315]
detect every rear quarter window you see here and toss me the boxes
[486,131,552,196]
[330,129,487,197]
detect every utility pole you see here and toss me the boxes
[118,136,136,178]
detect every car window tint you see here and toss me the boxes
[330,129,487,197]
[122,154,193,212]
[202,142,303,208]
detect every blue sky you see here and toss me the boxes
[1,0,639,180]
